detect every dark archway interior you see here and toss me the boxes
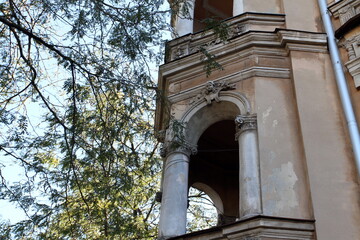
[189,120,239,224]
[193,0,233,32]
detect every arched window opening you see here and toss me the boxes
[187,186,218,232]
[193,0,234,32]
[189,120,239,228]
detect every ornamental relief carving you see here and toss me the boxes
[235,114,257,139]
[229,23,246,38]
[159,119,197,158]
[170,38,222,61]
[191,80,236,105]
[331,0,360,25]
[172,44,188,60]
[160,140,197,158]
[340,34,360,88]
[169,24,247,61]
[338,5,357,24]
[341,35,360,61]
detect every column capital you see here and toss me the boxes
[160,140,197,158]
[235,114,257,138]
[160,119,197,158]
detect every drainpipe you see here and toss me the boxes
[317,0,360,178]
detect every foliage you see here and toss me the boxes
[199,46,224,77]
[199,17,229,77]
[0,0,225,238]
[0,0,167,238]
[187,187,218,232]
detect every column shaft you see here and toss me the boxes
[176,0,195,36]
[236,114,262,218]
[233,0,244,16]
[158,152,189,239]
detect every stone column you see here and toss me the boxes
[233,0,244,16]
[235,114,262,218]
[158,142,197,239]
[175,0,195,36]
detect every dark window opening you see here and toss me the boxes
[189,120,239,228]
[193,0,233,32]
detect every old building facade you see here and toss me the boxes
[155,0,360,239]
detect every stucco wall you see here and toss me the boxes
[157,2,360,238]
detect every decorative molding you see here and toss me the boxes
[330,0,360,25]
[345,57,360,88]
[277,30,328,53]
[339,34,360,88]
[166,12,285,62]
[235,114,257,138]
[229,23,247,38]
[160,140,197,158]
[172,44,188,60]
[181,90,252,124]
[160,30,325,81]
[159,119,197,158]
[339,4,358,24]
[341,35,360,61]
[191,80,236,105]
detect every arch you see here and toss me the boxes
[192,182,224,214]
[188,120,239,224]
[181,91,251,145]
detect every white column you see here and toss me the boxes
[235,114,262,218]
[233,0,244,16]
[158,143,196,239]
[175,0,195,36]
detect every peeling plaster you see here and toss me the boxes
[263,162,299,214]
[262,106,272,124]
[272,119,278,128]
[171,104,187,118]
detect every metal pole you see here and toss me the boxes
[317,0,360,178]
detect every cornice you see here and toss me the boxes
[329,0,360,38]
[159,29,327,80]
[329,0,360,23]
[160,31,282,78]
[335,13,360,39]
[345,56,360,88]
[276,29,327,46]
[166,12,286,56]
